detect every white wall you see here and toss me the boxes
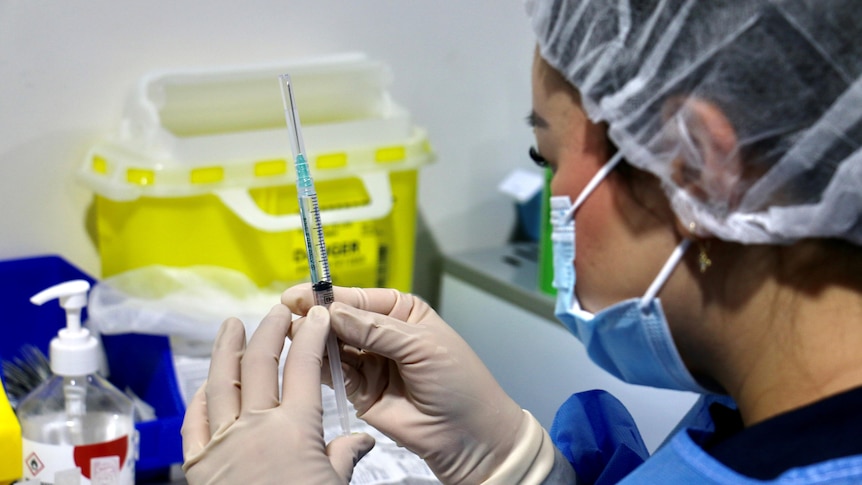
[0,0,537,277]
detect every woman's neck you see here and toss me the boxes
[717,257,862,426]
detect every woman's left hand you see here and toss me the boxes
[181,304,375,485]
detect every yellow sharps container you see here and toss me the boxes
[79,54,433,292]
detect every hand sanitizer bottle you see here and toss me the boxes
[16,280,136,485]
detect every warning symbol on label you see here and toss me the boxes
[26,451,45,476]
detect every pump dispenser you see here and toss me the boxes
[16,280,136,485]
[32,280,99,378]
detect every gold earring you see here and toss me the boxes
[688,222,712,274]
[698,241,712,274]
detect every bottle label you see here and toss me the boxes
[22,435,135,485]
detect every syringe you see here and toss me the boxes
[279,73,351,436]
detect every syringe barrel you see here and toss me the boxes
[298,193,331,284]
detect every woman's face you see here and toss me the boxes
[529,50,690,314]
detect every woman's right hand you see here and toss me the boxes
[282,285,546,484]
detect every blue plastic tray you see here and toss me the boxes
[0,255,185,480]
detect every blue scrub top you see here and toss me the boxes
[551,389,862,484]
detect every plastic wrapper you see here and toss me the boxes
[88,265,282,357]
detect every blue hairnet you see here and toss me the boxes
[526,0,862,245]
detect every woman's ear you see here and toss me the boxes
[666,97,743,212]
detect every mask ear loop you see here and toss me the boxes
[560,149,687,311]
[639,238,692,310]
[629,113,698,307]
[562,150,626,223]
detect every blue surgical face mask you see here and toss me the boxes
[551,153,710,393]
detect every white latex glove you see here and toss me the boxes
[283,285,560,484]
[181,304,375,484]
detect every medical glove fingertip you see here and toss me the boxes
[280,282,315,312]
[296,307,332,347]
[354,433,376,461]
[217,316,243,335]
[327,433,377,482]
[307,305,330,324]
[214,317,246,350]
[264,303,293,320]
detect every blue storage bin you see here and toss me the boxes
[516,190,543,242]
[0,255,185,481]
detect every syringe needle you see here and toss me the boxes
[279,73,351,436]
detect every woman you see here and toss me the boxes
[182,0,862,483]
